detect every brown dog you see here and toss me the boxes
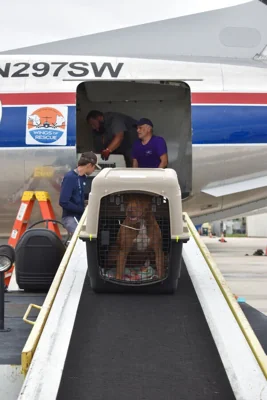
[114,195,165,280]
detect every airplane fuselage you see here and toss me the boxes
[1,55,267,235]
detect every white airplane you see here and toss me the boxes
[0,0,267,235]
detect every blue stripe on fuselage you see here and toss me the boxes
[192,105,267,144]
[0,106,76,147]
[0,105,267,147]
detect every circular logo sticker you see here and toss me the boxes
[27,107,66,144]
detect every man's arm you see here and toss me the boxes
[158,153,168,168]
[101,117,127,159]
[132,158,138,168]
[157,137,168,168]
[101,132,124,160]
[107,131,124,153]
[131,141,139,168]
[108,117,128,152]
[59,175,84,214]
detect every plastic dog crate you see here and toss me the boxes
[79,168,190,293]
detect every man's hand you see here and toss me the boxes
[101,148,111,160]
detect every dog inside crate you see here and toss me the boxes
[97,192,170,283]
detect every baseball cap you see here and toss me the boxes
[134,118,153,128]
[79,151,101,169]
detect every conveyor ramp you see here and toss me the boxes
[18,213,267,400]
[57,265,235,400]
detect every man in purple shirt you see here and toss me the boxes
[132,118,168,168]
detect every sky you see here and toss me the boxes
[0,0,252,52]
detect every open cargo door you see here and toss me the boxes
[76,80,192,198]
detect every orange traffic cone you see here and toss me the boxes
[219,233,227,243]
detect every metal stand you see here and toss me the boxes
[0,273,11,332]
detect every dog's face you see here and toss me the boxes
[125,199,150,225]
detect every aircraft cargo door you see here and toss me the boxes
[76,80,192,198]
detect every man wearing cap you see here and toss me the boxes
[86,110,138,167]
[132,118,168,168]
[59,151,100,235]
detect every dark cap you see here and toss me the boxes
[78,151,101,169]
[134,118,153,128]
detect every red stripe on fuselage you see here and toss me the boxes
[0,92,76,105]
[192,92,267,104]
[1,92,267,105]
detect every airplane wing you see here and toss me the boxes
[1,1,267,69]
[201,172,267,197]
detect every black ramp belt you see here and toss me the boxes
[57,262,235,400]
[240,302,267,354]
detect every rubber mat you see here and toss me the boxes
[57,262,235,400]
[240,302,267,354]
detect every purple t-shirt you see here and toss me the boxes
[132,135,167,168]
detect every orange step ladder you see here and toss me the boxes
[5,191,61,288]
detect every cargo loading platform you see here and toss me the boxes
[56,264,235,400]
[14,212,267,400]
